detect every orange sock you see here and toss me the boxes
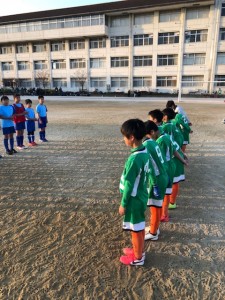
[170,183,179,204]
[162,195,170,217]
[150,207,162,234]
[131,230,144,259]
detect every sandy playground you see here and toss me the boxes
[0,99,224,299]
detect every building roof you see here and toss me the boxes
[0,0,214,25]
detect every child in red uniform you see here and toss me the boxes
[13,94,28,150]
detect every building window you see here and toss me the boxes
[182,76,204,87]
[90,77,106,88]
[133,77,152,88]
[71,78,80,88]
[111,77,128,88]
[222,3,225,16]
[34,60,47,70]
[157,54,178,66]
[32,43,46,52]
[111,57,129,68]
[111,36,129,47]
[215,75,225,86]
[70,59,86,69]
[134,34,153,46]
[220,28,225,40]
[159,10,180,22]
[52,60,66,69]
[157,76,177,87]
[53,78,67,88]
[20,79,32,88]
[0,15,104,34]
[51,41,65,52]
[2,62,14,71]
[70,39,85,50]
[134,13,153,25]
[18,61,30,70]
[0,45,12,55]
[134,56,152,67]
[186,7,209,20]
[183,53,206,65]
[89,38,106,49]
[16,44,29,53]
[185,30,208,43]
[217,53,225,65]
[90,58,106,68]
[110,16,129,27]
[158,32,179,44]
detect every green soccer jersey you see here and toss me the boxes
[162,121,184,148]
[143,138,168,207]
[119,145,150,231]
[174,113,191,144]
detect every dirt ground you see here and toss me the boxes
[0,100,224,300]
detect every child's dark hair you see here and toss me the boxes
[1,95,9,102]
[13,94,20,99]
[162,108,176,120]
[25,99,32,104]
[148,109,163,123]
[166,100,176,109]
[121,119,146,140]
[38,95,44,99]
[145,121,158,134]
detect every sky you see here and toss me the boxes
[0,0,121,17]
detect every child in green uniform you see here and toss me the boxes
[119,119,150,266]
[143,121,168,241]
[173,113,192,152]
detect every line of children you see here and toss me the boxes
[0,94,48,156]
[119,104,191,266]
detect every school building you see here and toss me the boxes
[0,0,224,94]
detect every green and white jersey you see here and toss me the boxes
[162,121,183,148]
[120,145,150,231]
[143,138,168,207]
[156,133,176,194]
[174,113,191,145]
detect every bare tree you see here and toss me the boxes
[35,70,50,89]
[72,70,87,91]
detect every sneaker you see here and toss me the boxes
[160,215,170,222]
[42,138,48,142]
[17,146,24,150]
[11,149,18,154]
[169,203,177,209]
[22,145,28,149]
[145,227,160,236]
[28,143,34,147]
[32,142,38,146]
[39,139,44,143]
[120,254,145,266]
[5,150,13,155]
[123,248,146,259]
[145,232,159,241]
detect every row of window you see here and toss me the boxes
[3,75,225,89]
[1,5,225,35]
[2,52,225,71]
[0,28,225,54]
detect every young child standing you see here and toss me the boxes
[143,121,168,241]
[25,99,38,147]
[13,94,27,150]
[36,95,48,142]
[119,119,150,266]
[0,96,17,155]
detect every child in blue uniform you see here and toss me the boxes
[25,99,38,146]
[0,96,17,155]
[36,95,48,142]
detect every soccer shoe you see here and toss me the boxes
[11,149,18,154]
[42,138,48,142]
[145,227,160,235]
[169,203,177,209]
[28,143,34,147]
[123,248,146,259]
[39,139,44,143]
[32,142,38,146]
[145,232,159,241]
[22,145,28,149]
[120,254,145,266]
[5,150,13,155]
[160,215,170,222]
[16,146,24,150]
